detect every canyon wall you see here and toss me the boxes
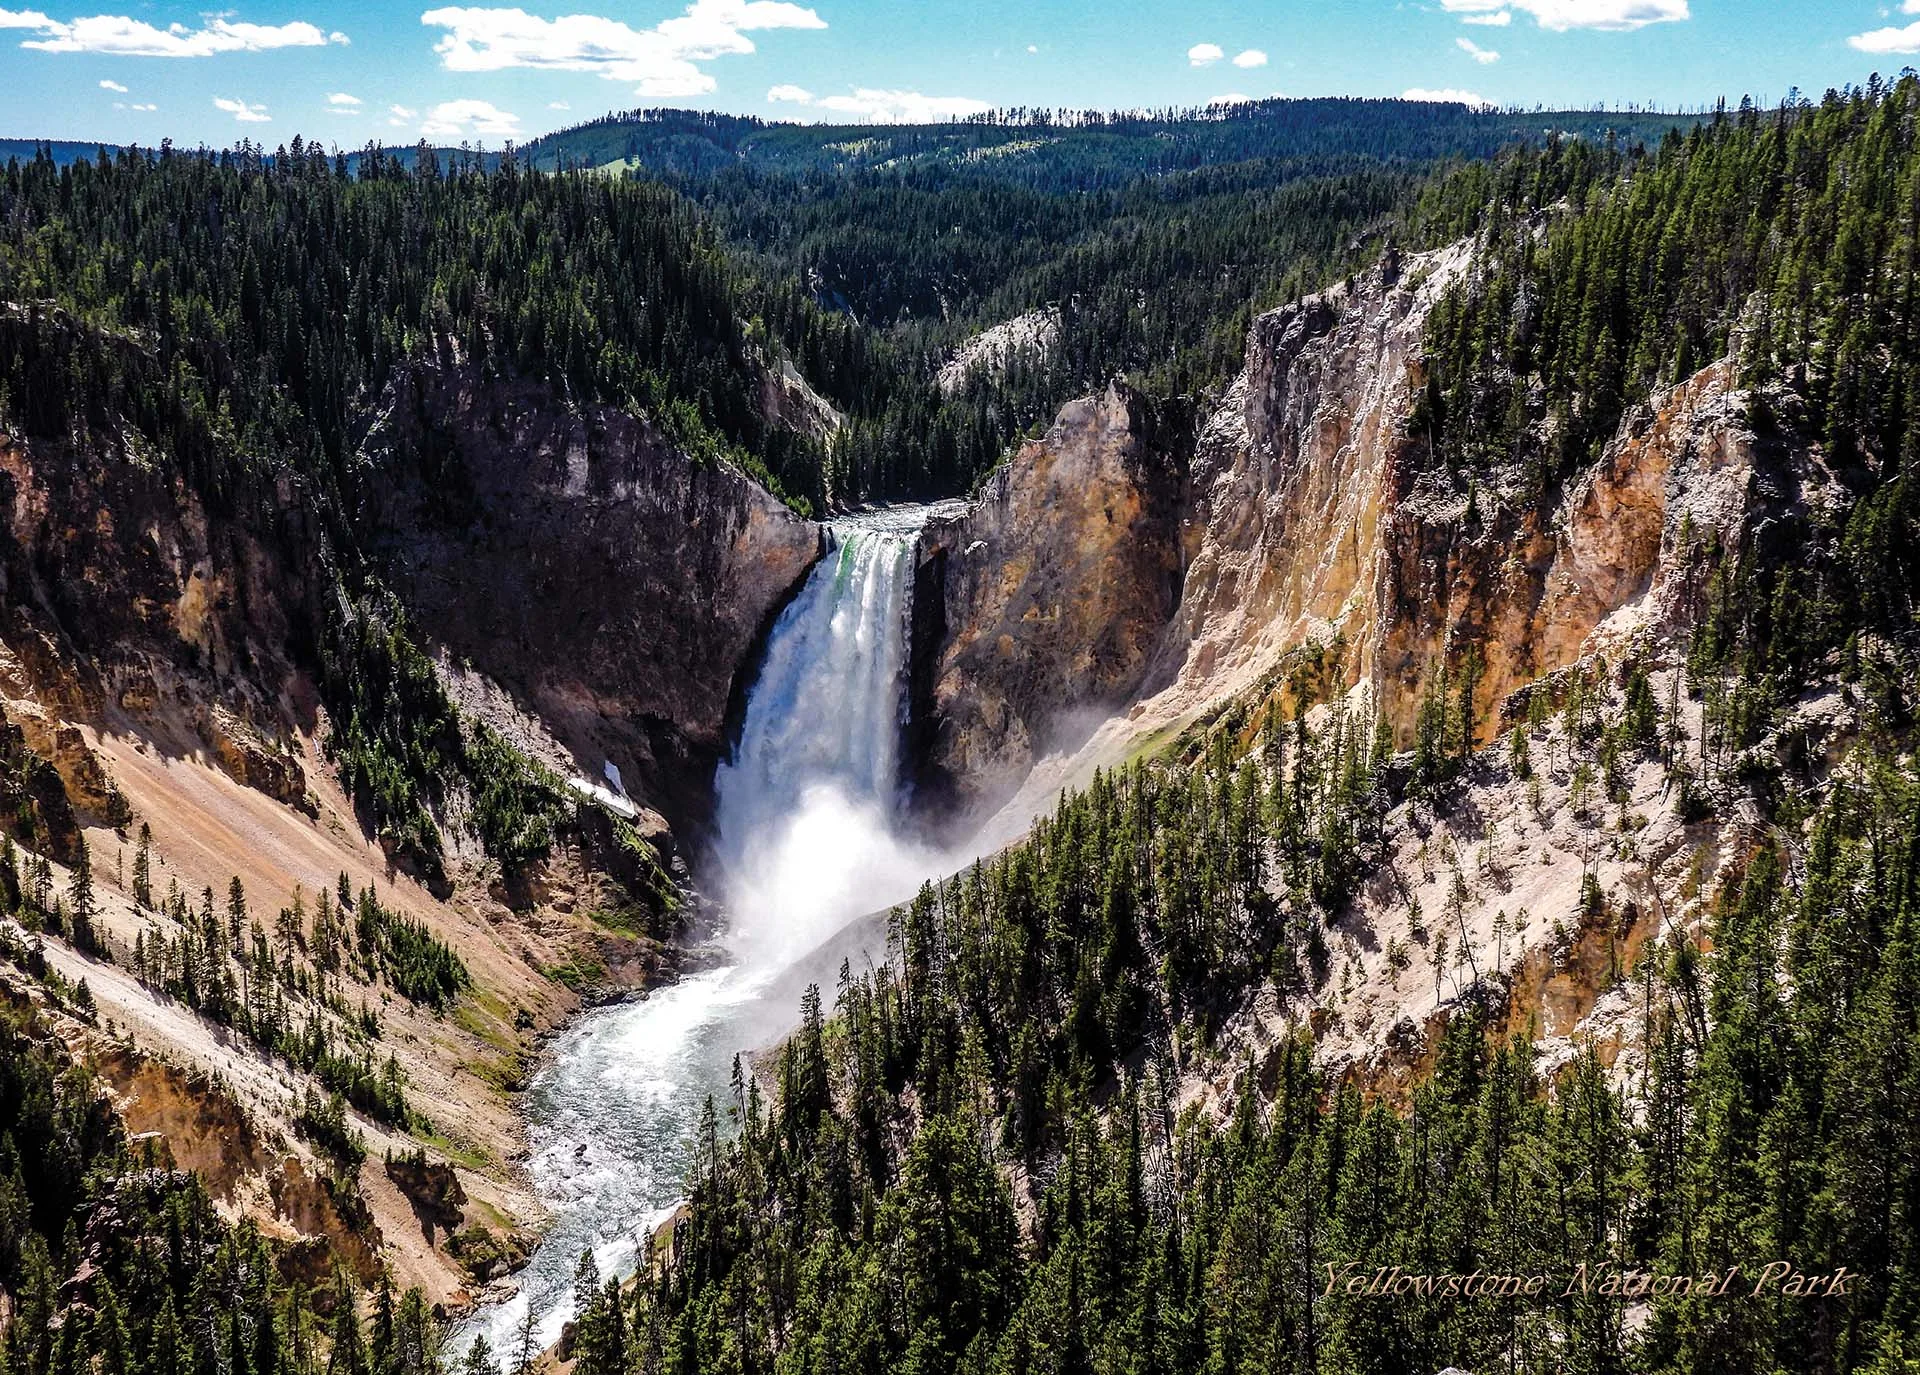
[915,381,1184,820]
[0,330,827,1307]
[927,240,1825,824]
[360,355,822,828]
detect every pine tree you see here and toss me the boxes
[67,837,96,953]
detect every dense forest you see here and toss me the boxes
[601,703,1919,1375]
[3,76,1919,1375]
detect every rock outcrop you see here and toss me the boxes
[1145,246,1470,731]
[361,355,823,829]
[930,242,1823,830]
[916,381,1184,820]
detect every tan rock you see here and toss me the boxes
[919,380,1183,819]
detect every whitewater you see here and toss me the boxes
[461,503,968,1365]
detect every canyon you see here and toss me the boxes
[0,226,1853,1329]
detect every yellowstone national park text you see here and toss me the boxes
[1321,1262,1855,1302]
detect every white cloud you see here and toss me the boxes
[1208,92,1249,105]
[1025,42,1036,53]
[328,30,348,44]
[1187,41,1223,65]
[1403,86,1491,107]
[1232,48,1266,68]
[811,88,991,122]
[548,98,570,108]
[98,76,125,90]
[419,96,521,138]
[388,102,416,127]
[130,100,153,109]
[1457,36,1500,62]
[3,12,343,57]
[421,0,826,98]
[326,90,361,106]
[213,95,270,122]
[766,82,811,101]
[1851,20,1920,53]
[1461,9,1512,23]
[1440,0,1684,31]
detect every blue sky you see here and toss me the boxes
[0,0,1911,147]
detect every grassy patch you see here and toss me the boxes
[542,955,606,991]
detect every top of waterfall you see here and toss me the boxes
[829,499,970,537]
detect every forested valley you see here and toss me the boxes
[0,76,1917,1375]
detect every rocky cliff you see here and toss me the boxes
[0,324,829,1308]
[922,236,1856,1094]
[359,354,822,831]
[930,241,1826,825]
[915,381,1184,820]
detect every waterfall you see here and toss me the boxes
[712,511,941,971]
[460,504,957,1369]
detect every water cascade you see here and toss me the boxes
[462,506,956,1365]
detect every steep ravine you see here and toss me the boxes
[913,235,1849,1090]
[919,240,1822,829]
[0,341,831,1310]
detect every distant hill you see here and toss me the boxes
[0,136,476,173]
[517,97,1699,189]
[0,137,119,166]
[6,98,1696,186]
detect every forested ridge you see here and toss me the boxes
[1,98,1697,509]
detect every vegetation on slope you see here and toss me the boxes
[1419,81,1920,643]
[0,998,445,1375]
[555,84,1920,1375]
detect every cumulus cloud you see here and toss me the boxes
[419,96,521,138]
[1851,18,1920,53]
[811,87,991,122]
[421,0,826,98]
[326,90,361,106]
[1440,0,1685,31]
[1461,9,1512,22]
[1403,86,1491,107]
[98,76,125,90]
[1187,41,1222,65]
[1,11,345,56]
[1457,36,1500,62]
[761,83,987,122]
[388,102,416,127]
[1025,42,1036,53]
[548,98,570,107]
[213,95,270,122]
[1232,48,1267,67]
